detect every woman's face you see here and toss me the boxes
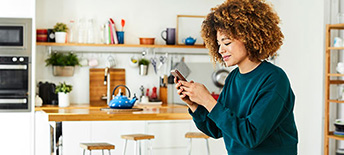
[217,31,249,67]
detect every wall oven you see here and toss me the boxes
[0,56,29,111]
[0,18,32,112]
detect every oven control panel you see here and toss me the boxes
[0,56,28,64]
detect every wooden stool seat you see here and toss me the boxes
[80,142,115,155]
[185,132,210,139]
[121,134,155,155]
[80,143,115,150]
[121,134,155,141]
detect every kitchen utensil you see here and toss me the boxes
[151,52,158,74]
[167,56,174,84]
[173,57,191,78]
[161,28,176,45]
[139,38,155,45]
[182,36,197,45]
[212,69,230,88]
[109,85,137,109]
[107,55,116,68]
[157,55,167,70]
[121,19,125,31]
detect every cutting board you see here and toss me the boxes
[89,68,126,106]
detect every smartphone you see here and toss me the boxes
[171,69,187,82]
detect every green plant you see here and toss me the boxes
[53,22,68,32]
[55,82,73,94]
[45,53,80,66]
[138,58,150,66]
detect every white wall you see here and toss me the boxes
[35,0,327,154]
[0,0,35,155]
[270,0,325,154]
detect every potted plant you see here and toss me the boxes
[53,22,69,43]
[138,58,150,75]
[55,82,72,107]
[45,52,80,76]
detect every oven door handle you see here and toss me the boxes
[0,64,27,70]
[0,99,27,104]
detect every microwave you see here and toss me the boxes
[0,18,32,56]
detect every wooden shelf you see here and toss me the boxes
[328,24,344,30]
[36,42,206,49]
[328,47,344,50]
[329,80,344,84]
[327,73,344,77]
[328,100,344,103]
[328,132,344,141]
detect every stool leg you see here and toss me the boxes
[122,139,128,155]
[135,140,138,155]
[188,138,192,155]
[102,149,104,155]
[139,141,142,155]
[206,139,210,155]
[83,149,85,155]
[149,139,153,155]
[108,149,111,155]
[89,150,92,155]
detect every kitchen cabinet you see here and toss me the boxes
[324,23,344,155]
[62,120,226,155]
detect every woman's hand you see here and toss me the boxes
[178,81,217,112]
[174,77,198,112]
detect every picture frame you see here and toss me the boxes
[176,15,206,45]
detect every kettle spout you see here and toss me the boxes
[129,93,138,105]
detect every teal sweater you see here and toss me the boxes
[190,61,298,155]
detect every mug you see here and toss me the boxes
[88,58,99,67]
[161,28,176,45]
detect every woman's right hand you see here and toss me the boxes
[174,77,198,112]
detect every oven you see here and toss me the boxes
[0,56,30,111]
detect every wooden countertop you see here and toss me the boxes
[35,104,192,122]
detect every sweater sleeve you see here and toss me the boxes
[207,90,293,149]
[189,105,223,138]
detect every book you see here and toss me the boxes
[109,18,119,44]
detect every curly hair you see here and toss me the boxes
[201,0,283,64]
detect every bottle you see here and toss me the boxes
[77,18,86,43]
[87,18,94,44]
[68,20,75,43]
[150,87,157,100]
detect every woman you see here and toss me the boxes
[174,0,298,154]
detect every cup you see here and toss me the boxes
[141,96,149,103]
[88,58,98,67]
[161,28,176,45]
[334,37,343,47]
[116,31,124,44]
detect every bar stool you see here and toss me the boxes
[185,132,210,155]
[121,134,155,155]
[80,142,115,155]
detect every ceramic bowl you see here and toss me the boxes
[334,119,344,132]
[139,38,155,45]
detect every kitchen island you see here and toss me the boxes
[35,104,227,155]
[35,104,192,122]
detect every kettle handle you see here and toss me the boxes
[112,85,131,98]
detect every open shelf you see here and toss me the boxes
[328,100,344,103]
[328,132,344,141]
[36,42,206,49]
[328,47,344,50]
[327,73,344,77]
[329,80,344,84]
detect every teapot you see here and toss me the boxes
[183,36,197,45]
[109,85,137,109]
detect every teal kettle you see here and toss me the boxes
[109,85,137,109]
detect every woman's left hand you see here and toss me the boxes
[179,81,217,112]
